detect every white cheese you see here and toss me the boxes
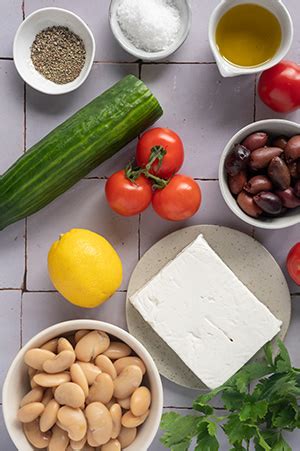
[130,234,282,389]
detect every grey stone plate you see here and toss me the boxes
[126,225,291,389]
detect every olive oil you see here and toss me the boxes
[216,4,282,67]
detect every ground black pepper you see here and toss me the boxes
[31,26,86,84]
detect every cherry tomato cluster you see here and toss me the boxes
[105,128,202,221]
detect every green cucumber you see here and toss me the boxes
[0,75,163,230]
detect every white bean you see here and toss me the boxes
[33,372,71,387]
[40,399,60,432]
[110,403,122,439]
[17,402,45,423]
[114,356,146,376]
[121,410,149,428]
[20,387,44,407]
[103,342,131,360]
[70,363,89,398]
[117,426,137,448]
[23,420,51,449]
[24,349,56,371]
[101,438,121,451]
[75,331,110,362]
[130,386,151,417]
[57,337,74,353]
[77,362,101,385]
[57,406,87,442]
[85,402,112,446]
[95,355,117,380]
[48,424,69,451]
[43,350,75,373]
[113,365,143,399]
[87,373,114,405]
[55,382,85,408]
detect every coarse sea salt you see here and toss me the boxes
[116,0,181,52]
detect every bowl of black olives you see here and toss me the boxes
[219,119,300,229]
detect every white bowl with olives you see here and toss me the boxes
[219,119,300,229]
[2,320,163,451]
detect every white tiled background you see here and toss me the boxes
[0,0,299,449]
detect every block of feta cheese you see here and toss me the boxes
[130,234,282,389]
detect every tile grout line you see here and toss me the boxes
[0,58,217,65]
[84,176,219,181]
[137,61,142,261]
[19,0,26,349]
[253,74,257,122]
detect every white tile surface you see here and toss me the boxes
[0,407,17,451]
[0,290,21,403]
[1,1,300,449]
[0,221,25,289]
[141,63,254,179]
[0,0,22,58]
[27,179,139,291]
[0,61,24,174]
[22,291,127,345]
[140,180,253,255]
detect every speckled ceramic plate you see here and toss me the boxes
[126,225,291,389]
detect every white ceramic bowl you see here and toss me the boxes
[2,320,163,450]
[13,8,95,95]
[209,0,293,77]
[109,0,191,61]
[219,119,300,229]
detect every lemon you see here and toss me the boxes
[48,229,123,308]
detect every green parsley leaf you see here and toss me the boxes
[196,421,219,451]
[160,413,199,450]
[271,401,299,430]
[207,421,217,437]
[264,342,274,368]
[223,414,256,444]
[230,363,272,393]
[255,430,271,451]
[272,436,292,451]
[222,389,247,411]
[230,445,247,451]
[195,434,219,451]
[193,387,224,411]
[239,400,268,422]
[274,340,292,372]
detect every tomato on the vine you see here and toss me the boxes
[287,243,300,285]
[136,128,184,179]
[152,174,201,221]
[105,170,152,217]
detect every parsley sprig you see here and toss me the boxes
[161,340,300,451]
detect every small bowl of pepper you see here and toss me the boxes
[13,7,95,95]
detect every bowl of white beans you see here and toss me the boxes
[2,320,163,451]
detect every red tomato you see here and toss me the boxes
[152,175,201,221]
[287,243,300,285]
[105,170,152,217]
[258,60,300,113]
[136,128,184,179]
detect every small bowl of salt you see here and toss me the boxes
[109,0,191,61]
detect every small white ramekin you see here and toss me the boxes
[2,320,163,451]
[219,119,300,229]
[109,0,192,61]
[13,8,95,95]
[209,0,293,77]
